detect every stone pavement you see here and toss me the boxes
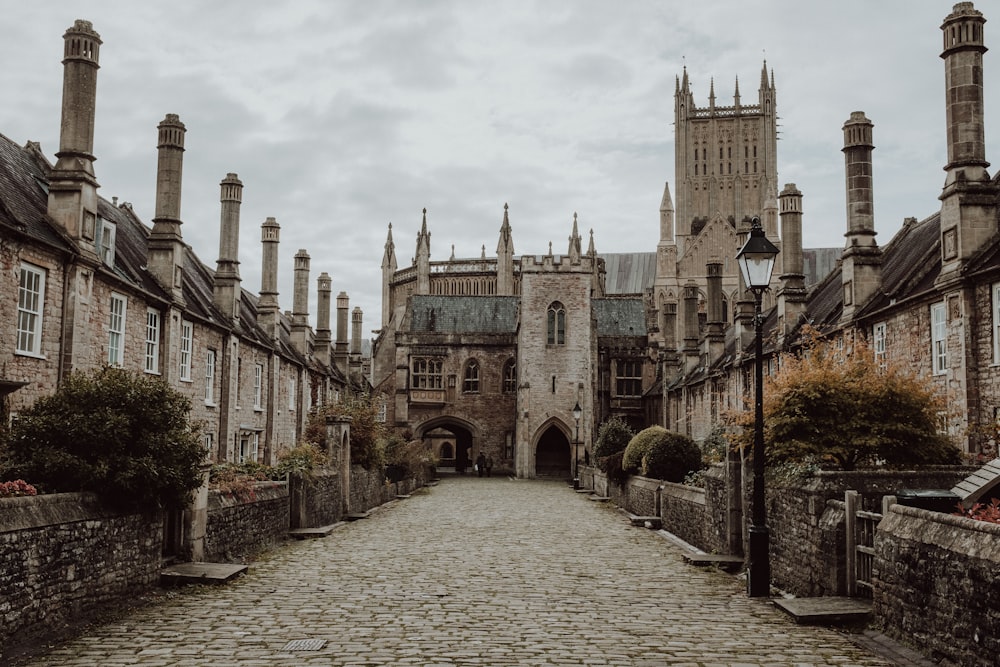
[19,477,899,666]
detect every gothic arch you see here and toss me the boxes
[530,416,573,478]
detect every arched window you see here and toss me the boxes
[440,442,454,459]
[463,359,480,393]
[547,302,566,345]
[502,359,516,393]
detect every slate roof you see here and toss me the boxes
[601,252,656,295]
[593,298,647,337]
[409,295,519,334]
[0,133,72,253]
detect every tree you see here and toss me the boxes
[728,334,962,470]
[1,367,205,510]
[305,394,387,470]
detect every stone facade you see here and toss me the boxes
[0,20,365,472]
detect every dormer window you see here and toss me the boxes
[96,217,116,267]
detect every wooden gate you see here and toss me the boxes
[844,490,882,598]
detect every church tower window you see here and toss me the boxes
[463,360,480,393]
[547,302,566,345]
[502,359,517,393]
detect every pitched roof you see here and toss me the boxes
[601,252,656,295]
[409,295,519,334]
[593,298,647,337]
[0,134,72,253]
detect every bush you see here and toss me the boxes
[209,462,279,502]
[306,394,387,470]
[623,426,702,483]
[274,443,330,480]
[1,367,205,511]
[593,416,635,460]
[384,435,435,482]
[603,450,630,487]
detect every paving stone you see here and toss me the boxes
[14,479,900,666]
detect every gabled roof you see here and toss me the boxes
[0,133,72,253]
[409,295,519,334]
[855,213,941,320]
[593,297,647,337]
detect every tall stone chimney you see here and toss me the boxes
[335,291,349,372]
[841,112,882,321]
[47,20,102,249]
[349,306,364,380]
[214,173,243,326]
[705,262,725,361]
[315,273,332,366]
[938,2,996,284]
[290,250,311,355]
[147,114,187,305]
[683,281,701,371]
[778,184,807,336]
[257,217,281,339]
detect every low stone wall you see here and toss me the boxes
[203,482,289,562]
[660,481,708,550]
[290,469,342,528]
[349,466,423,514]
[0,493,162,659]
[875,504,1000,666]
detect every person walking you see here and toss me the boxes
[475,452,487,478]
[485,455,494,477]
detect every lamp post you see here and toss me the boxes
[572,401,582,490]
[736,215,779,598]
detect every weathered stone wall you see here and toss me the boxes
[203,483,289,562]
[875,504,1000,667]
[660,481,708,551]
[622,476,658,516]
[349,465,423,514]
[290,469,342,528]
[0,493,162,659]
[701,463,734,555]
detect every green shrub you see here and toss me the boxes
[2,367,205,511]
[603,450,630,487]
[593,416,635,460]
[305,394,387,470]
[623,426,702,483]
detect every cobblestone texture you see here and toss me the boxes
[17,478,892,666]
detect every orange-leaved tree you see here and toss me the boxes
[728,330,962,471]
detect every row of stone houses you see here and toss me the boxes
[373,1,1000,475]
[0,20,368,465]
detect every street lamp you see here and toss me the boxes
[736,215,779,598]
[572,401,582,490]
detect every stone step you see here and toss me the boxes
[681,552,745,572]
[160,562,247,587]
[627,515,662,529]
[288,522,346,539]
[773,596,873,626]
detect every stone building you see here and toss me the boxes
[0,20,365,464]
[662,1,1000,460]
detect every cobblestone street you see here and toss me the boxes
[18,477,893,666]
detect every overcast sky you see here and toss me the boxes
[2,1,996,335]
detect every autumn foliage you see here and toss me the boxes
[728,332,962,471]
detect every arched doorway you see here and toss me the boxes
[418,420,475,474]
[535,424,570,478]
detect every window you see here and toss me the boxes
[931,302,947,375]
[107,293,127,366]
[145,310,161,374]
[411,357,443,389]
[96,218,116,267]
[615,359,643,397]
[463,360,480,393]
[547,302,566,345]
[873,322,887,369]
[17,263,45,356]
[288,377,296,411]
[376,398,387,423]
[203,432,214,455]
[205,349,216,404]
[250,432,259,462]
[993,283,1000,364]
[254,363,264,409]
[502,359,517,393]
[179,320,193,381]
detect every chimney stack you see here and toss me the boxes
[147,114,187,304]
[291,250,311,354]
[257,217,281,339]
[841,112,882,321]
[214,173,243,325]
[315,273,332,365]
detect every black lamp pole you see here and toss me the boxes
[572,401,582,490]
[736,216,779,599]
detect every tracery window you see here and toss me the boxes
[502,359,517,393]
[547,302,566,345]
[412,357,443,389]
[463,360,480,393]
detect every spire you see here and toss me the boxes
[496,202,514,255]
[659,181,674,244]
[496,203,515,295]
[734,76,741,106]
[450,244,455,261]
[709,77,716,107]
[568,212,582,261]
[415,208,431,294]
[381,222,397,329]
[381,222,397,270]
[587,229,596,256]
[761,59,769,88]
[481,245,486,259]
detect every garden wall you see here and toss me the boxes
[290,470,343,528]
[349,465,423,514]
[875,503,1000,667]
[203,483,289,562]
[0,493,162,658]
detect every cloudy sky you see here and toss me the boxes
[2,1,996,334]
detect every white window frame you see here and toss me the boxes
[16,262,45,357]
[254,363,264,410]
[205,349,217,404]
[251,432,260,462]
[993,283,1000,365]
[108,293,127,367]
[97,218,116,267]
[931,302,947,375]
[203,432,214,455]
[179,320,193,381]
[145,309,161,374]
[873,321,887,369]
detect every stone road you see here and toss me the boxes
[19,477,894,666]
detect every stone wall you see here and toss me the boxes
[660,481,708,551]
[290,469,343,528]
[349,465,422,514]
[875,504,1000,666]
[0,493,162,659]
[203,483,289,562]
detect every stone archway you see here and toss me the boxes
[415,417,477,475]
[535,424,571,478]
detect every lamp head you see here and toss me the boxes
[737,216,779,291]
[572,402,582,421]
